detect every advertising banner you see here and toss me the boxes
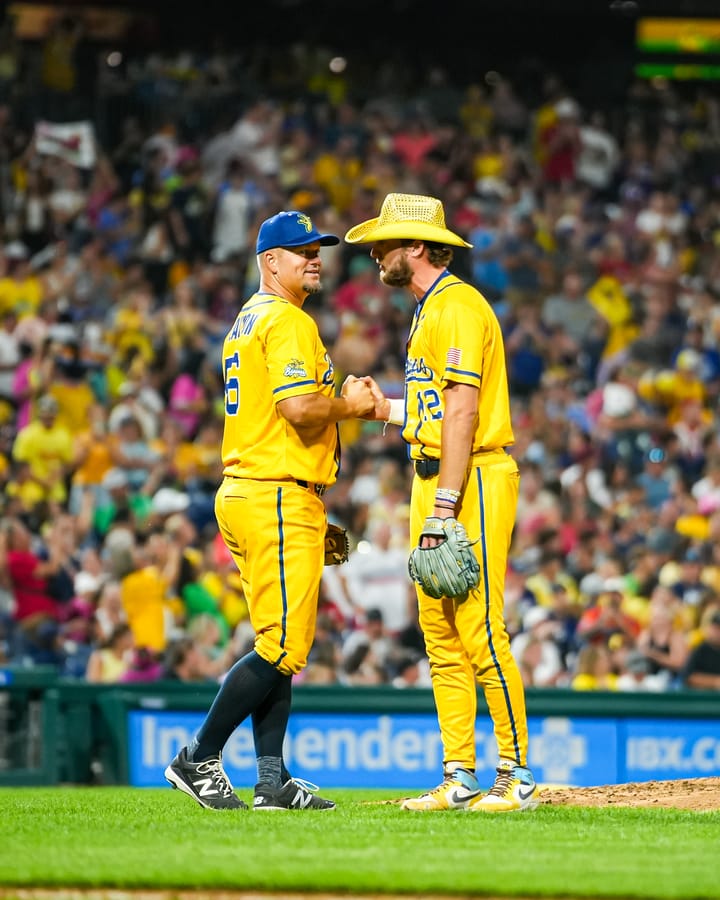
[128,710,720,789]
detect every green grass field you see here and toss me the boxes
[1,787,719,898]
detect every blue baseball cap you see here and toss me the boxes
[256,211,340,254]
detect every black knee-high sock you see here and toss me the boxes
[253,673,292,784]
[191,650,281,762]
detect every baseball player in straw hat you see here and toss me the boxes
[345,193,537,812]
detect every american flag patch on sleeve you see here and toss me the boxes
[446,347,462,366]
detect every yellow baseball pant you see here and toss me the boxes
[410,449,529,769]
[215,477,326,676]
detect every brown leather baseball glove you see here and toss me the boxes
[324,523,349,565]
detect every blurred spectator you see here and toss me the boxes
[119,645,164,683]
[690,455,720,519]
[92,578,126,641]
[590,359,666,475]
[615,649,668,692]
[85,622,134,683]
[186,613,233,678]
[11,393,74,513]
[671,319,720,400]
[504,303,553,397]
[2,515,67,624]
[340,641,387,686]
[341,607,394,677]
[538,97,583,185]
[666,545,715,623]
[0,240,44,318]
[302,610,343,685]
[672,398,713,488]
[107,379,163,442]
[107,414,166,493]
[39,14,83,110]
[681,607,720,691]
[635,585,690,688]
[510,605,565,687]
[166,351,209,440]
[0,310,20,409]
[467,202,508,305]
[209,157,258,265]
[577,109,620,198]
[10,340,35,432]
[459,83,494,140]
[634,446,678,510]
[524,549,578,610]
[514,462,560,535]
[391,651,430,689]
[540,266,606,375]
[489,76,528,141]
[570,642,618,691]
[546,582,582,668]
[230,97,282,179]
[161,634,217,682]
[337,519,413,635]
[120,529,182,654]
[68,403,114,515]
[500,214,550,311]
[92,467,149,539]
[575,578,641,647]
[14,615,64,667]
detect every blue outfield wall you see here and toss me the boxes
[129,707,720,790]
[0,672,718,787]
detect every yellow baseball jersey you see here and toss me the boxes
[402,273,514,459]
[221,293,339,485]
[403,271,528,771]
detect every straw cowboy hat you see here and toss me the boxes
[344,193,472,248]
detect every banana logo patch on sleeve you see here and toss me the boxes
[283,359,308,379]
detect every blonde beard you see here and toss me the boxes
[380,254,412,288]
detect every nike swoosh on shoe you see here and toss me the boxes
[449,788,481,804]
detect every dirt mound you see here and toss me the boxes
[539,776,720,811]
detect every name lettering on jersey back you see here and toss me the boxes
[229,313,259,340]
[406,356,433,382]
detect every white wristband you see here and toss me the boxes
[385,398,404,426]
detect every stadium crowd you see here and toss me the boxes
[1,14,720,694]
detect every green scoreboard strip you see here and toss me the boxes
[636,18,720,80]
[636,62,720,81]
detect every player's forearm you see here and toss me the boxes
[437,426,474,494]
[438,386,478,493]
[278,392,366,427]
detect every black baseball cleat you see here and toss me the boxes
[253,777,336,810]
[164,747,247,810]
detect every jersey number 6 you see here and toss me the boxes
[224,351,240,415]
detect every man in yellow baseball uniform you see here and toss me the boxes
[345,193,537,812]
[166,210,374,810]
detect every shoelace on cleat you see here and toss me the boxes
[196,758,235,798]
[290,778,320,793]
[422,773,456,798]
[487,767,515,798]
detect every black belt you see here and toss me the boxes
[296,479,327,497]
[225,474,327,497]
[414,458,440,479]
